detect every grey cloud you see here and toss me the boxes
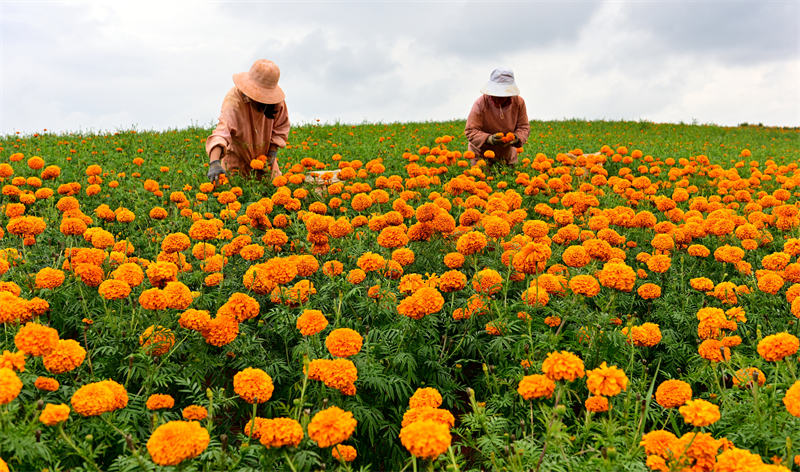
[623,1,799,64]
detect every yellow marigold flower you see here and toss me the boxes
[325,328,363,357]
[139,325,175,356]
[14,322,59,356]
[259,417,304,448]
[678,398,721,428]
[182,405,208,421]
[147,421,210,466]
[757,332,799,362]
[42,339,85,374]
[34,376,59,391]
[517,374,556,400]
[0,368,22,405]
[586,362,628,397]
[409,387,443,409]
[655,379,692,408]
[39,403,70,426]
[332,444,357,462]
[233,367,274,404]
[541,351,585,382]
[585,395,610,412]
[308,406,357,448]
[34,267,65,289]
[784,381,800,417]
[296,309,328,336]
[399,419,451,460]
[146,394,175,410]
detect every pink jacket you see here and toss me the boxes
[465,95,530,164]
[205,87,290,173]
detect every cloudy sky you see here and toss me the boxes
[1,0,798,135]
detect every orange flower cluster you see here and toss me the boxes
[397,287,445,320]
[233,367,274,404]
[70,380,128,416]
[308,358,358,395]
[307,406,357,448]
[147,421,210,466]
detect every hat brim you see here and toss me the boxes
[233,72,285,104]
[481,81,520,97]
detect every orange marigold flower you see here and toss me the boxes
[111,262,144,287]
[456,231,487,256]
[139,288,169,310]
[624,323,662,347]
[200,315,239,347]
[139,325,175,356]
[146,394,175,410]
[307,406,357,448]
[655,379,692,408]
[757,332,799,362]
[397,287,445,320]
[569,275,600,297]
[438,270,466,293]
[259,417,304,448]
[147,420,210,466]
[296,309,328,336]
[39,403,70,426]
[698,339,730,362]
[585,395,610,413]
[409,387,443,409]
[308,358,358,395]
[637,283,661,299]
[161,233,190,254]
[35,268,65,289]
[472,269,503,295]
[14,322,59,356]
[325,328,363,357]
[332,444,357,462]
[562,245,590,268]
[732,367,765,388]
[597,261,636,292]
[34,376,59,391]
[42,339,85,374]
[182,405,208,421]
[356,252,386,272]
[541,351,585,381]
[784,381,800,417]
[71,380,128,416]
[444,252,465,269]
[97,279,131,300]
[689,277,714,292]
[517,374,556,400]
[218,292,259,322]
[233,367,274,404]
[399,419,451,460]
[401,406,455,428]
[179,309,211,331]
[679,399,720,427]
[586,362,628,397]
[0,368,22,405]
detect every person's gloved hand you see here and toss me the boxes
[207,161,224,183]
[508,138,521,147]
[487,134,502,146]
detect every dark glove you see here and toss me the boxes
[207,161,224,183]
[487,134,502,146]
[508,138,521,147]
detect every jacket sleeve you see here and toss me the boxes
[205,93,239,157]
[270,102,290,148]
[464,99,490,149]
[514,97,531,146]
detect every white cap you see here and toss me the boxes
[480,68,520,97]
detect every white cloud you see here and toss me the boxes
[1,0,798,136]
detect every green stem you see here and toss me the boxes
[282,450,299,472]
[59,424,101,472]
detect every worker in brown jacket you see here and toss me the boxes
[465,68,530,167]
[206,59,290,181]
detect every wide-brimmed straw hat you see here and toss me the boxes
[232,59,285,104]
[480,68,520,97]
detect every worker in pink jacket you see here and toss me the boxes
[206,59,290,181]
[465,68,530,167]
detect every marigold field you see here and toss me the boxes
[0,120,799,471]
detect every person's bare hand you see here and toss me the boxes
[270,160,282,179]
